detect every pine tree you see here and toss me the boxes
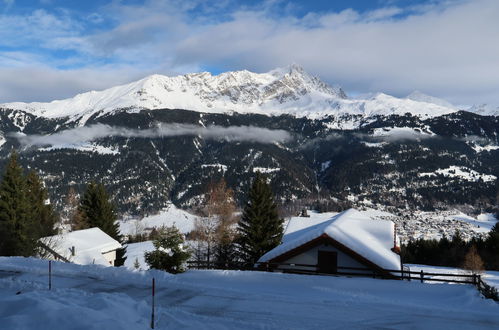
[144,225,191,274]
[78,182,127,266]
[0,152,35,256]
[133,257,140,270]
[237,172,283,265]
[26,170,58,237]
[214,228,238,269]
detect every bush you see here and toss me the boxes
[144,226,190,274]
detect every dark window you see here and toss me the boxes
[317,251,338,274]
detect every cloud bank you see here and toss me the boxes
[13,124,292,147]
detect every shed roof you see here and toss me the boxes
[258,209,400,271]
[40,227,122,266]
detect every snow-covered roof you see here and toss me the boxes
[40,228,122,266]
[259,209,400,271]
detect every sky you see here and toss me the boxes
[0,0,498,107]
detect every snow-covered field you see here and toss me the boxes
[119,203,200,237]
[408,264,499,290]
[1,257,498,329]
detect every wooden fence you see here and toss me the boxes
[259,262,498,301]
[186,260,498,301]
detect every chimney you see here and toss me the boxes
[391,224,401,254]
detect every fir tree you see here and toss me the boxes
[214,228,238,269]
[0,152,35,256]
[133,257,140,270]
[26,170,58,237]
[144,225,190,274]
[237,172,283,265]
[78,182,127,266]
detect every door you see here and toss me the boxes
[317,251,338,274]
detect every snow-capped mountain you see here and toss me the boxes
[405,91,456,109]
[467,104,499,116]
[0,65,498,217]
[1,65,479,122]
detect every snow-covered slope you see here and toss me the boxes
[405,91,457,109]
[1,65,473,121]
[118,203,199,236]
[468,104,499,116]
[1,257,499,329]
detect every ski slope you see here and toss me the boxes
[1,257,498,329]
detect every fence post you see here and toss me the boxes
[49,260,52,290]
[420,270,424,283]
[472,274,476,286]
[151,277,155,329]
[477,275,481,289]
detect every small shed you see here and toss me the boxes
[39,227,122,267]
[258,209,401,277]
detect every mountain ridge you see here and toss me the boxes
[3,65,494,123]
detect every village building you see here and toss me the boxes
[258,209,401,278]
[39,227,122,267]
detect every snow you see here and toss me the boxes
[200,164,227,172]
[470,143,499,153]
[371,126,434,139]
[405,91,457,109]
[408,264,499,291]
[419,166,497,182]
[40,228,122,266]
[452,213,498,232]
[1,65,480,126]
[124,241,155,270]
[468,104,499,116]
[260,209,401,271]
[283,210,339,239]
[39,142,119,155]
[1,257,499,329]
[252,167,280,173]
[119,203,199,236]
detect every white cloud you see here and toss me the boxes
[13,124,292,147]
[0,0,498,107]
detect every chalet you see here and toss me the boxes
[258,209,401,278]
[39,227,122,267]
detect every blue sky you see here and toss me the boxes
[1,0,498,107]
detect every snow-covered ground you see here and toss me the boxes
[1,257,498,329]
[408,264,499,290]
[420,165,497,182]
[119,203,200,237]
[125,241,154,270]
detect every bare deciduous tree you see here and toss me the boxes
[191,179,237,268]
[462,245,485,275]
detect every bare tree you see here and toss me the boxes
[62,187,86,231]
[462,245,485,275]
[191,179,237,268]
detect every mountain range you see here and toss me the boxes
[0,65,497,216]
[3,64,497,125]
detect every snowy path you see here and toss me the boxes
[1,258,498,329]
